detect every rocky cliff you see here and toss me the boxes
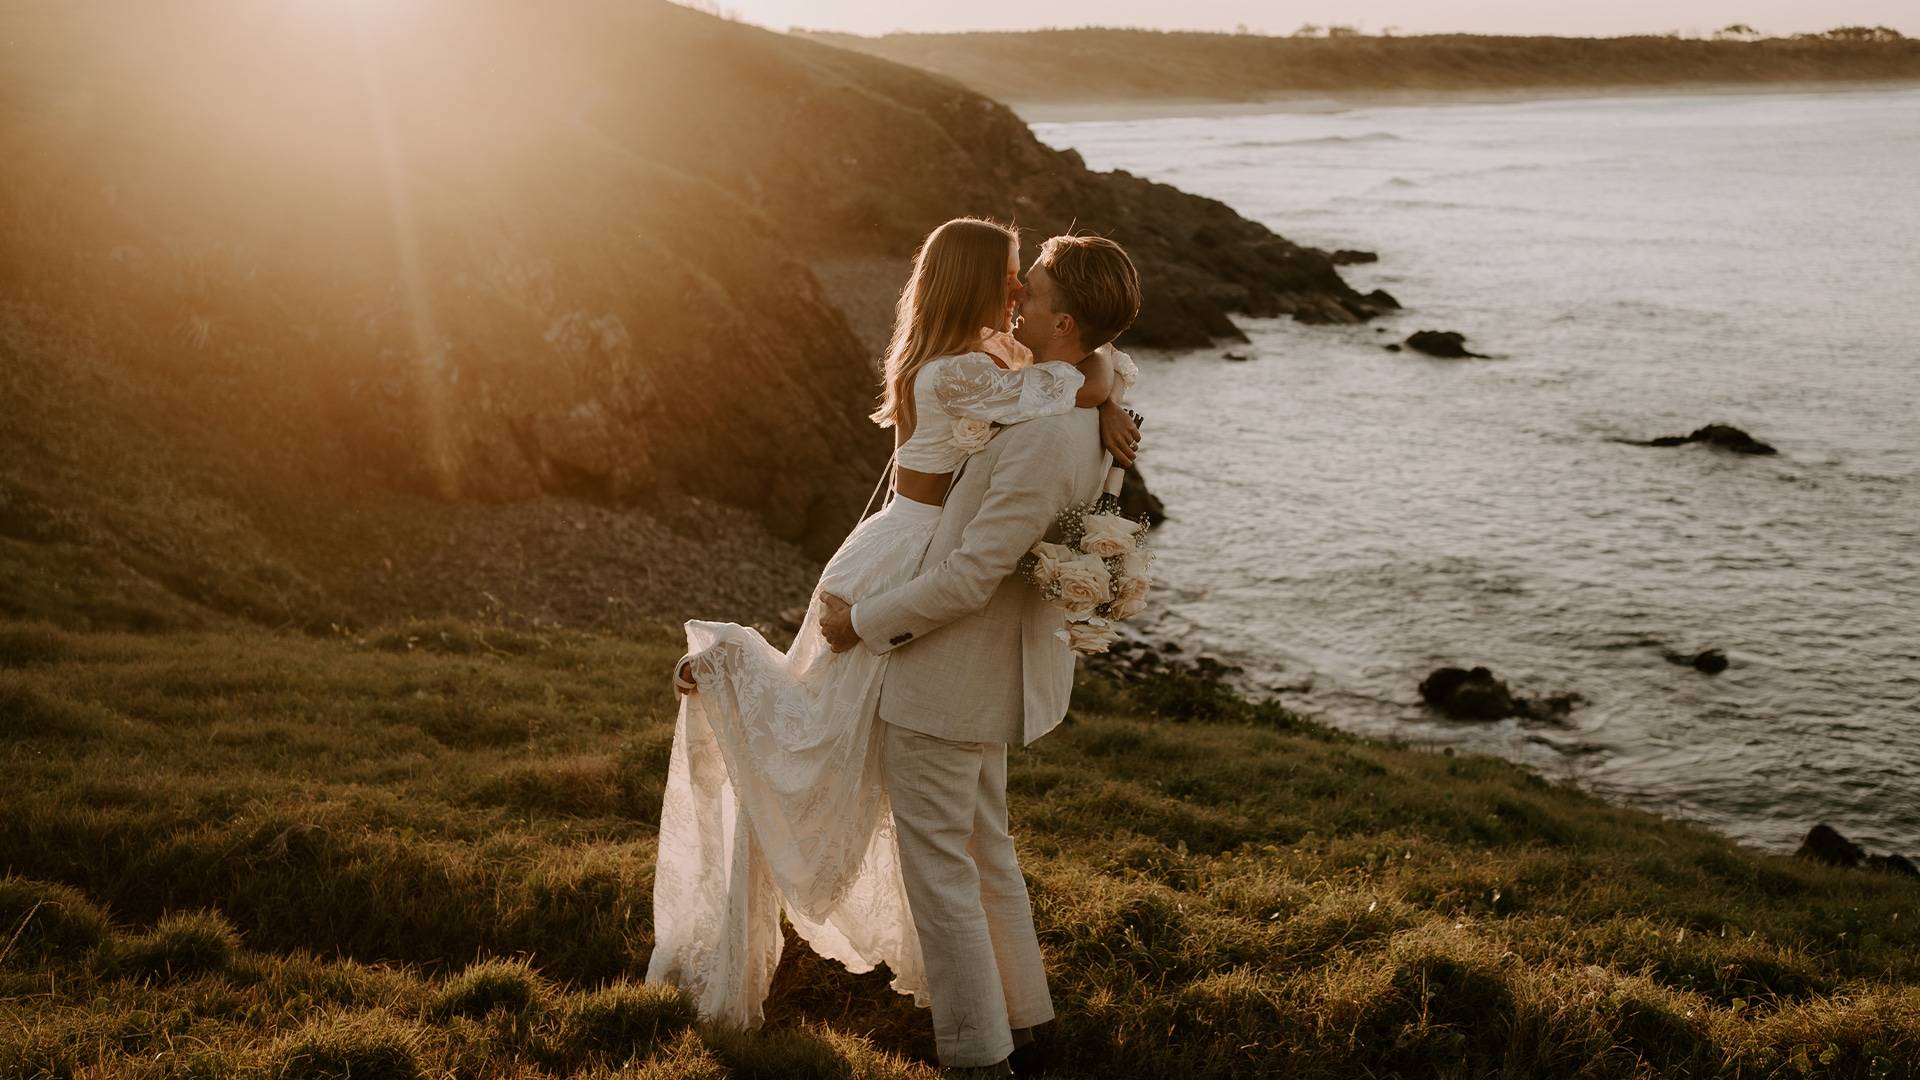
[1,2,1378,626]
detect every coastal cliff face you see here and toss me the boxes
[1,2,1373,626]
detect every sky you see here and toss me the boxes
[703,1,1917,39]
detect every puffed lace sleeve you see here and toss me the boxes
[931,353,1086,425]
[1097,343,1140,396]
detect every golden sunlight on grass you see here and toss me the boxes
[1,617,1914,1076]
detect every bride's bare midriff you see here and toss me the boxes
[893,465,953,507]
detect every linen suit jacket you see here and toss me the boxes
[853,406,1111,746]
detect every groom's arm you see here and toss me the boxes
[850,420,1082,656]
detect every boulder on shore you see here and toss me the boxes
[1639,424,1778,455]
[1418,666,1579,723]
[1797,823,1866,867]
[1118,468,1167,528]
[1797,824,1917,877]
[1404,330,1488,359]
[1866,853,1919,878]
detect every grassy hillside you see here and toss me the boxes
[802,29,1920,108]
[2,614,1915,1077]
[0,1,1386,637]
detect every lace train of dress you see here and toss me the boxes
[646,494,941,1027]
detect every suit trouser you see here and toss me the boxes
[880,721,1055,1067]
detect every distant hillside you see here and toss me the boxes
[1,2,1382,633]
[802,28,1920,108]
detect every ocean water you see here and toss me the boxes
[1033,86,1920,856]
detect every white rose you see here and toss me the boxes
[1057,618,1121,655]
[1107,581,1150,621]
[1052,552,1113,620]
[1107,549,1153,621]
[952,417,994,453]
[1027,540,1076,592]
[1079,513,1141,558]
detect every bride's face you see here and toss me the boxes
[993,244,1021,333]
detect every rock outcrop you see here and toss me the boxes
[2,0,1386,579]
[1419,666,1580,724]
[1637,425,1779,455]
[1797,824,1915,877]
[1118,468,1168,527]
[1797,824,1866,867]
[1403,330,1489,359]
[1663,648,1730,674]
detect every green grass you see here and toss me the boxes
[1,616,1915,1077]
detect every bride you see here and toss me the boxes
[646,217,1138,1026]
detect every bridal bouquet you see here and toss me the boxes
[1018,485,1153,655]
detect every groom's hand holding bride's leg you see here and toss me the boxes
[819,593,861,653]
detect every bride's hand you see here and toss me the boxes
[1099,401,1141,467]
[673,659,698,696]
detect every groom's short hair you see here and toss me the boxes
[1036,234,1142,351]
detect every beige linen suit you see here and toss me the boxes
[852,406,1109,1067]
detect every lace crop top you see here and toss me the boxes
[894,353,1087,473]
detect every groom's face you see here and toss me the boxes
[1012,262,1073,354]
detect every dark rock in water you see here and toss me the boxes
[1663,648,1729,674]
[1637,424,1778,455]
[1364,288,1400,309]
[1384,344,1403,352]
[1330,249,1379,265]
[1118,468,1167,528]
[1523,692,1584,724]
[1797,824,1866,868]
[1866,853,1919,878]
[1420,666,1522,721]
[1404,330,1488,359]
[1420,666,1581,723]
[1222,349,1252,361]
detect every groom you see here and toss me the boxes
[820,234,1143,1078]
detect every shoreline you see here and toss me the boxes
[1014,77,1920,123]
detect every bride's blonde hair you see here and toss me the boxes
[870,217,1019,435]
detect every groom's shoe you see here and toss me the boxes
[1007,1040,1047,1079]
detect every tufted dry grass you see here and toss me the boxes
[1,616,1915,1077]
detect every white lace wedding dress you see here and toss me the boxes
[647,346,1119,1027]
